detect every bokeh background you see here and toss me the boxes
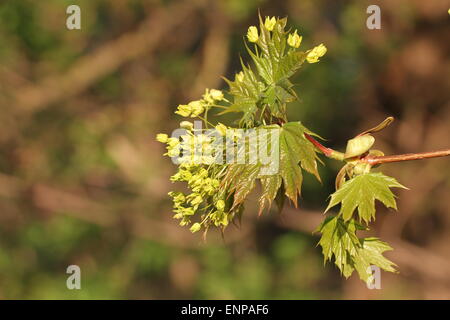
[0,0,449,299]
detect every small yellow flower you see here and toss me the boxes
[209,89,224,101]
[247,26,259,43]
[236,71,244,82]
[189,100,205,117]
[169,192,185,204]
[264,16,276,31]
[190,222,201,233]
[175,104,191,117]
[287,30,302,48]
[215,123,227,136]
[167,147,180,157]
[156,133,168,143]
[202,89,214,104]
[180,121,194,130]
[216,199,225,211]
[173,212,183,219]
[167,137,180,148]
[220,214,229,226]
[190,194,203,206]
[306,43,327,63]
[181,207,195,216]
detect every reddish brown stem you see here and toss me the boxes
[304,132,450,165]
[363,149,450,165]
[304,133,332,155]
[304,133,344,160]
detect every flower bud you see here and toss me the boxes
[215,199,225,211]
[264,16,276,31]
[167,137,180,148]
[287,30,302,48]
[306,43,327,63]
[175,104,191,117]
[189,100,205,117]
[190,194,203,206]
[156,133,168,143]
[180,121,194,130]
[209,89,224,101]
[344,134,375,159]
[190,222,201,233]
[215,123,227,136]
[236,71,244,82]
[247,26,259,43]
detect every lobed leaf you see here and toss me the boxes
[221,122,320,212]
[325,172,407,224]
[316,216,397,281]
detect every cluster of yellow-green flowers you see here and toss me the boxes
[156,133,180,157]
[157,87,237,234]
[167,162,230,233]
[175,88,224,118]
[246,16,327,64]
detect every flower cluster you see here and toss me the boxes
[156,86,241,234]
[175,89,224,118]
[246,16,327,64]
[168,162,231,233]
[156,133,181,157]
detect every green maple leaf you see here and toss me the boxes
[315,216,362,277]
[316,216,397,281]
[222,163,261,208]
[258,174,282,216]
[353,237,397,282]
[222,62,264,127]
[325,172,407,224]
[280,122,320,206]
[221,122,320,211]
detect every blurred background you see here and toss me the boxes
[0,0,449,299]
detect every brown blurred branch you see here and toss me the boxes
[9,0,205,114]
[190,3,230,98]
[0,173,251,248]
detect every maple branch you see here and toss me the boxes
[304,133,344,161]
[363,149,450,165]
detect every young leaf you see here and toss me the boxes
[222,122,320,211]
[316,216,397,280]
[222,163,261,208]
[221,63,264,126]
[353,237,397,282]
[280,122,321,206]
[325,172,407,224]
[258,175,282,215]
[315,216,362,278]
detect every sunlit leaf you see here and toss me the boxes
[325,172,407,224]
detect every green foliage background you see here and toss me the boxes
[0,0,449,299]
